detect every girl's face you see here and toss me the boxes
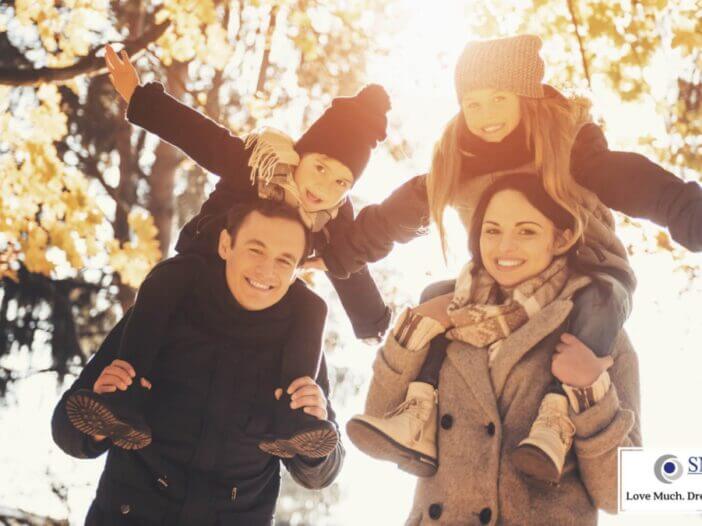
[461,89,521,143]
[479,189,571,287]
[293,153,354,212]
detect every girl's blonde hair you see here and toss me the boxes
[427,94,589,257]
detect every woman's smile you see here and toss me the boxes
[495,258,526,270]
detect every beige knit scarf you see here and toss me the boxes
[245,128,345,233]
[447,256,569,364]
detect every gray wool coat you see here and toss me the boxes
[364,275,642,526]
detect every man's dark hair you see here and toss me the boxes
[225,200,313,265]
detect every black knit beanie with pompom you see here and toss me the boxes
[294,84,391,181]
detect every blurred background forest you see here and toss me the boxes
[0,0,701,524]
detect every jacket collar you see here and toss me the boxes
[446,274,592,419]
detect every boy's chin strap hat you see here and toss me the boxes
[454,34,547,101]
[294,84,391,181]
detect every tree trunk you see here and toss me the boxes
[147,61,188,258]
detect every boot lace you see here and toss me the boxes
[533,411,576,442]
[384,397,430,441]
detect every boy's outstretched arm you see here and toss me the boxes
[321,175,430,278]
[105,46,250,187]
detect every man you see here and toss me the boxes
[52,200,344,525]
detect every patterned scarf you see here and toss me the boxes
[245,128,345,233]
[447,257,569,365]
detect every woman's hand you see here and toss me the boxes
[551,333,613,388]
[91,360,151,441]
[104,44,140,104]
[274,376,328,420]
[412,292,454,329]
[301,257,328,272]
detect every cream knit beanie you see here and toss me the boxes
[454,34,546,101]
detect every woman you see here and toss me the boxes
[357,174,641,525]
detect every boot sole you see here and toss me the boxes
[66,392,152,450]
[511,444,561,484]
[346,419,437,477]
[259,427,339,459]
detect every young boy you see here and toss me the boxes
[66,45,391,458]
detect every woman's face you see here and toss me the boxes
[479,189,570,287]
[461,89,521,143]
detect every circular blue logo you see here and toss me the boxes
[654,455,683,484]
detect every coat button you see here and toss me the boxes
[428,503,443,520]
[157,476,169,489]
[120,504,130,515]
[479,507,492,524]
[486,422,496,436]
[440,414,453,430]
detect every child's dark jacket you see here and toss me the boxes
[322,124,702,277]
[124,82,423,277]
[51,256,344,525]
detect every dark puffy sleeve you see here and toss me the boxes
[281,356,345,489]
[321,175,430,278]
[51,311,130,459]
[571,123,702,251]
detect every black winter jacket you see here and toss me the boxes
[51,256,344,525]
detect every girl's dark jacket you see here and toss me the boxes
[51,256,344,525]
[325,125,702,277]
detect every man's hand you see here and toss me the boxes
[104,44,140,104]
[90,359,151,441]
[274,376,328,421]
[551,333,613,388]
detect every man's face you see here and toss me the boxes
[218,211,306,310]
[292,153,354,212]
[461,89,521,143]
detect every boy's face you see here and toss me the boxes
[218,211,306,310]
[293,153,354,212]
[461,89,521,142]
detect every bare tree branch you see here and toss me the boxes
[566,0,592,89]
[0,21,171,86]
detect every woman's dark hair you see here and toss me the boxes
[468,173,612,296]
[225,200,314,265]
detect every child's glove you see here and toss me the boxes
[105,44,140,104]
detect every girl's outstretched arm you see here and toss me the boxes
[572,123,702,251]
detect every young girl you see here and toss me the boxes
[353,175,640,524]
[321,34,702,280]
[65,45,391,458]
[347,174,628,484]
